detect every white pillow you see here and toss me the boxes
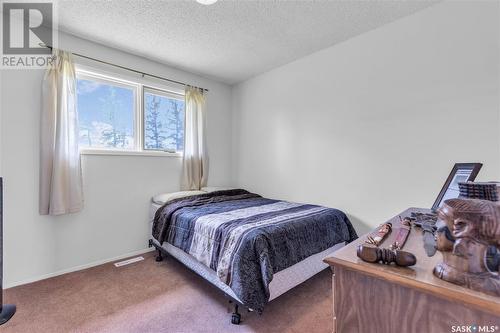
[201,186,235,193]
[152,190,205,205]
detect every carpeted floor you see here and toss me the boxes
[3,251,333,333]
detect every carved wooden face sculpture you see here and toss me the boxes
[434,198,500,296]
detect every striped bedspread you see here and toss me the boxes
[152,189,357,312]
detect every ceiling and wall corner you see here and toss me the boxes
[53,0,439,85]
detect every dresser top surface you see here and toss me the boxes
[324,207,500,315]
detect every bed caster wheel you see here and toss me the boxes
[155,251,163,262]
[231,313,241,325]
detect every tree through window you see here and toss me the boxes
[143,88,185,153]
[75,69,186,154]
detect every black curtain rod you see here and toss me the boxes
[42,44,208,92]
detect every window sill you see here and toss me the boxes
[80,149,183,158]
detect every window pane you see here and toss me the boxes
[77,78,135,149]
[144,90,185,152]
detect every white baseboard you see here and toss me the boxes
[5,247,155,289]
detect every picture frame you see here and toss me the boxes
[431,163,483,211]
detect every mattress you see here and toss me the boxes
[149,202,162,223]
[152,238,344,304]
[149,192,354,311]
[150,202,344,302]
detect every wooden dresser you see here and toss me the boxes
[324,208,500,333]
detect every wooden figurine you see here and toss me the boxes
[357,244,416,266]
[434,198,500,296]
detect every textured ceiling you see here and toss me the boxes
[54,0,437,84]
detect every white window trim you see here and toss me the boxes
[75,66,185,157]
[80,149,182,158]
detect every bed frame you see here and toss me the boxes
[148,238,345,325]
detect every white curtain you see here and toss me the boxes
[181,86,209,190]
[39,50,84,215]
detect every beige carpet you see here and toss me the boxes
[3,251,333,333]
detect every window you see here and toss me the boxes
[143,88,185,152]
[77,76,136,150]
[76,68,185,155]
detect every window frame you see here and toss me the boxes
[75,67,184,158]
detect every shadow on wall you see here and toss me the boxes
[345,214,372,236]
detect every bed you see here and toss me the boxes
[149,189,357,324]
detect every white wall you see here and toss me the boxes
[0,32,233,287]
[232,1,500,234]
